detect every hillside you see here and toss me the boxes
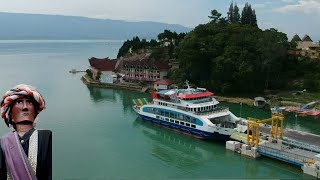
[0,12,191,40]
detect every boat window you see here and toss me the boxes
[165,111,169,117]
[186,116,190,122]
[175,120,179,124]
[180,122,185,125]
[191,125,196,128]
[192,118,196,124]
[170,113,174,118]
[165,118,169,121]
[186,123,190,127]
[160,110,164,116]
[170,119,174,123]
[179,114,184,120]
[156,116,159,119]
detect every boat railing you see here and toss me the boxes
[194,107,229,115]
[188,98,212,104]
[156,97,180,103]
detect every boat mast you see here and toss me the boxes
[185,80,190,89]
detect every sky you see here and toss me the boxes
[0,0,319,41]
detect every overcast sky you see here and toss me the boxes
[1,0,319,40]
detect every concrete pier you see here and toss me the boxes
[228,128,320,178]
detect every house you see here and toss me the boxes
[88,57,117,83]
[160,38,175,47]
[121,59,170,82]
[292,34,320,59]
[154,79,173,90]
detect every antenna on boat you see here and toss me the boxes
[185,80,190,89]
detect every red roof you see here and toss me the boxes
[154,79,173,85]
[177,91,213,99]
[302,35,313,42]
[154,61,170,70]
[89,57,117,71]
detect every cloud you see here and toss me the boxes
[275,0,320,14]
[281,0,295,3]
[252,4,267,9]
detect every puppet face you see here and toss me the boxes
[11,97,36,124]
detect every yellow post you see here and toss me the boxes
[256,122,260,146]
[246,123,250,145]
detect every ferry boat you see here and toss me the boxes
[132,81,247,140]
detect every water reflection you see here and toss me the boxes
[86,86,150,113]
[133,117,215,170]
[86,86,117,103]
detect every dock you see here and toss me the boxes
[69,69,85,73]
[228,115,320,178]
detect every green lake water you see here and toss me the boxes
[0,40,318,179]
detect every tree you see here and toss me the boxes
[208,10,222,23]
[86,69,93,79]
[241,3,257,26]
[233,4,240,23]
[96,71,102,81]
[291,34,301,42]
[252,10,257,26]
[172,8,291,93]
[227,3,234,23]
[149,39,158,47]
[228,3,241,24]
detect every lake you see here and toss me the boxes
[0,40,317,179]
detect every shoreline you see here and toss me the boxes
[81,75,143,92]
[82,75,303,108]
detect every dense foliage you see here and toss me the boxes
[171,6,320,94]
[116,2,320,94]
[117,30,186,59]
[117,37,158,58]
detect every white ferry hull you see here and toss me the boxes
[133,105,233,141]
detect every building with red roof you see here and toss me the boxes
[154,79,173,90]
[293,34,320,59]
[89,57,118,83]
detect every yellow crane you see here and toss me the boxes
[246,114,284,146]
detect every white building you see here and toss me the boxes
[89,57,117,83]
[154,79,174,90]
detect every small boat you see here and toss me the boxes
[69,69,77,73]
[308,111,320,118]
[254,97,267,108]
[284,106,320,118]
[271,106,286,114]
[300,101,318,110]
[132,81,247,140]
